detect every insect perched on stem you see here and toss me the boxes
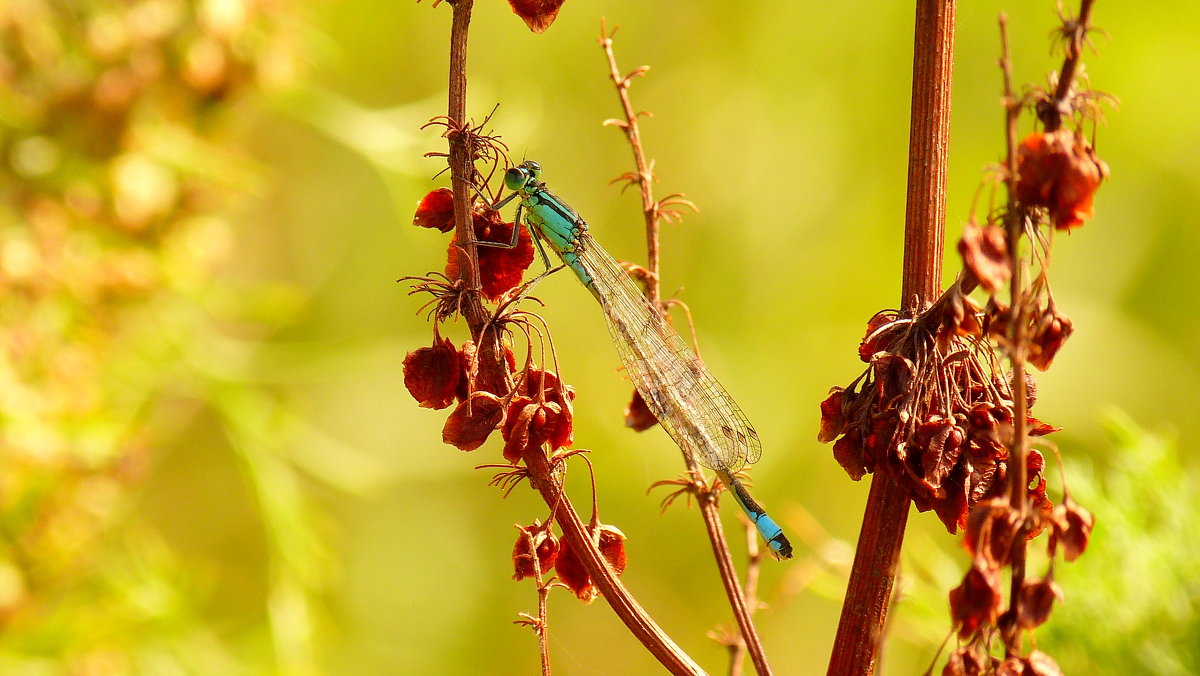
[486,160,792,559]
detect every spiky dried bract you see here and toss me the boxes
[1015,129,1108,231]
[403,336,461,409]
[413,188,456,232]
[442,392,505,451]
[819,292,1057,532]
[507,0,567,33]
[443,207,534,301]
[624,389,658,432]
[512,523,560,581]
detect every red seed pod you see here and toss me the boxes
[442,392,505,451]
[624,389,658,432]
[507,0,566,33]
[1016,128,1108,231]
[445,207,535,301]
[832,428,867,481]
[942,645,991,676]
[817,387,847,444]
[596,524,628,576]
[1016,576,1063,630]
[554,535,597,603]
[949,561,1005,639]
[958,221,1011,294]
[963,498,1019,566]
[1026,650,1064,676]
[403,336,461,410]
[412,188,455,233]
[858,311,900,362]
[1028,306,1073,371]
[512,523,560,581]
[1049,494,1094,562]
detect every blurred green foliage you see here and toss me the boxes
[2,0,1198,674]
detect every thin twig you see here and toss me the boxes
[600,22,772,676]
[1040,0,1097,131]
[828,1,955,674]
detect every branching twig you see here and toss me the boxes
[600,22,771,676]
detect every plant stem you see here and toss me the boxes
[600,24,772,676]
[827,1,955,673]
[443,5,701,672]
[1040,0,1096,132]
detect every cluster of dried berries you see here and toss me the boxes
[407,186,631,603]
[944,494,1093,674]
[818,294,1059,533]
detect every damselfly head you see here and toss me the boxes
[504,160,543,191]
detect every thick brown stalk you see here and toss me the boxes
[827,1,955,674]
[600,25,772,675]
[443,4,701,672]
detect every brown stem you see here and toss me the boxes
[600,24,771,675]
[1040,0,1097,131]
[600,23,660,305]
[828,1,955,674]
[1000,14,1030,654]
[523,449,706,675]
[443,5,699,672]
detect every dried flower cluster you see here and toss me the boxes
[818,295,1057,533]
[404,175,628,604]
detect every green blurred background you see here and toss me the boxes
[2,0,1198,674]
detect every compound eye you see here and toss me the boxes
[504,167,527,190]
[524,160,542,180]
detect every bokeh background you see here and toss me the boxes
[2,0,1197,674]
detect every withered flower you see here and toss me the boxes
[442,392,505,451]
[412,188,455,233]
[1016,576,1063,630]
[943,645,993,676]
[1015,128,1109,231]
[1028,305,1073,371]
[512,523,560,581]
[1049,494,1094,562]
[403,336,461,410]
[958,221,1011,294]
[507,0,567,33]
[444,207,535,301]
[553,523,627,603]
[949,561,1005,639]
[624,389,658,432]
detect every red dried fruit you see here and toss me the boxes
[445,207,535,301]
[442,392,505,451]
[512,523,560,581]
[1026,651,1064,676]
[949,561,1004,638]
[832,428,867,480]
[596,524,628,575]
[958,222,1011,293]
[943,646,991,676]
[502,393,573,464]
[553,535,595,602]
[625,389,658,432]
[935,291,983,351]
[859,311,899,362]
[964,498,1019,566]
[1016,576,1063,630]
[413,188,455,233]
[506,0,566,33]
[403,336,460,410]
[1049,495,1093,562]
[1016,129,1108,231]
[818,388,847,444]
[1028,306,1073,371]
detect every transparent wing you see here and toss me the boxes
[573,232,761,473]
